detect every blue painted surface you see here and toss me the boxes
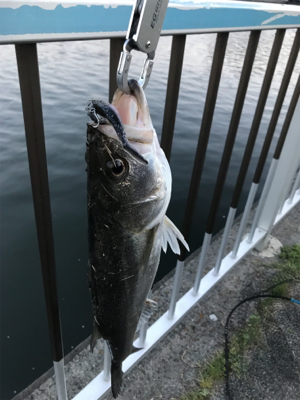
[166,8,299,30]
[0,4,299,37]
[0,5,131,35]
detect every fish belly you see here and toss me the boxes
[88,211,159,363]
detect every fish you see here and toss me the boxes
[86,79,189,398]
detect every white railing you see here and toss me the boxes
[1,0,300,44]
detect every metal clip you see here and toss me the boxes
[117,0,169,93]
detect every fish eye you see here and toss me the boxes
[106,159,125,177]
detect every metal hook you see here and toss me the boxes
[86,105,101,129]
[91,114,100,129]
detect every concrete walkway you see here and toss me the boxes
[20,202,300,400]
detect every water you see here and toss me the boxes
[0,30,299,399]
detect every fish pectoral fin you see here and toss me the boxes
[90,319,102,353]
[161,216,190,255]
[136,298,157,333]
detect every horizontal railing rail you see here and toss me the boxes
[1,1,300,44]
[2,2,300,400]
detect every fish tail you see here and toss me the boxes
[111,360,123,398]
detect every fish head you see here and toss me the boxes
[86,80,171,232]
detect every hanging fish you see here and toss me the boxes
[86,79,189,398]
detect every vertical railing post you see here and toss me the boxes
[160,34,186,161]
[15,43,68,400]
[103,342,111,382]
[255,98,300,251]
[288,168,300,204]
[138,322,148,347]
[168,260,185,318]
[206,29,261,270]
[169,32,229,307]
[109,37,124,101]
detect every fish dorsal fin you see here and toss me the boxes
[161,216,190,255]
[136,298,157,333]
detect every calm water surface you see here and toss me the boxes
[0,30,299,398]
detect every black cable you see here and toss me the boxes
[224,292,300,400]
[261,278,300,294]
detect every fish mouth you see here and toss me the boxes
[111,79,154,144]
[86,98,148,165]
[87,80,154,144]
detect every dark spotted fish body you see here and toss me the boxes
[86,80,188,398]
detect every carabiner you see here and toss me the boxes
[117,0,169,93]
[117,40,154,94]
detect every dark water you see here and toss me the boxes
[0,30,299,399]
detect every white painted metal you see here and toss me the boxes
[168,260,184,319]
[138,322,148,348]
[214,207,236,275]
[247,158,278,244]
[192,233,212,296]
[72,189,300,400]
[138,289,153,345]
[255,99,300,251]
[274,190,300,225]
[288,168,300,204]
[103,342,111,382]
[278,160,300,213]
[53,360,68,400]
[277,177,295,215]
[232,182,258,258]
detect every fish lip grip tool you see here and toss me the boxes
[117,0,169,94]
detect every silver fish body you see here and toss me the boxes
[86,80,188,397]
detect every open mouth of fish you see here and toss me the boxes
[86,79,154,164]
